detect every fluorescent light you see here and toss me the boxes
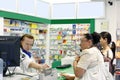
[42,0,91,3]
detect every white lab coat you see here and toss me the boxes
[13,48,37,73]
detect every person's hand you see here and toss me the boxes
[104,57,111,62]
[41,63,49,69]
[60,73,75,80]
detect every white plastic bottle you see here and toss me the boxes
[0,58,3,80]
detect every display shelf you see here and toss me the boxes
[49,24,90,61]
[3,18,48,60]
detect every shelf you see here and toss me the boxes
[49,24,90,61]
[4,18,47,58]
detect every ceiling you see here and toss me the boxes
[42,0,92,3]
[41,0,120,3]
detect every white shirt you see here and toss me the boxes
[102,49,113,72]
[74,47,105,80]
[103,49,113,59]
[14,48,36,73]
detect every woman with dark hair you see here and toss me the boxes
[61,32,113,80]
[100,31,116,75]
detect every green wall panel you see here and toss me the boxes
[51,19,93,24]
[51,19,95,33]
[0,10,95,33]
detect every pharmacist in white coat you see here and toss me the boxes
[19,34,49,73]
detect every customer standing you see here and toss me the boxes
[62,32,113,80]
[74,33,111,80]
[100,31,116,75]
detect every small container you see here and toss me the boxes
[40,59,45,64]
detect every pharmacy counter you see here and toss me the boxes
[3,67,74,80]
[57,66,74,80]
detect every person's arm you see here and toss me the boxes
[73,60,85,78]
[73,51,91,78]
[29,61,49,70]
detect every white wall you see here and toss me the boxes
[0,0,118,42]
[116,1,120,28]
[0,17,4,35]
[95,0,117,42]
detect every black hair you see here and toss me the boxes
[84,32,100,45]
[83,33,102,50]
[100,31,111,44]
[110,42,116,64]
[110,41,116,75]
[84,33,93,41]
[91,32,102,50]
[111,42,116,58]
[91,32,100,45]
